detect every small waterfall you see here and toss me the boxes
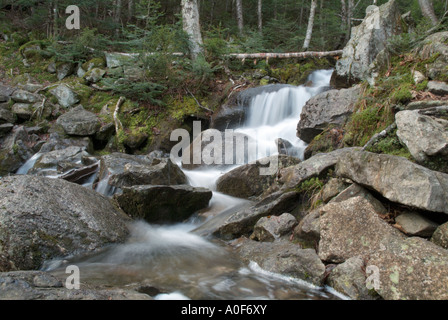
[16,153,42,175]
[237,69,333,161]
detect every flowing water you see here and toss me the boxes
[40,69,347,300]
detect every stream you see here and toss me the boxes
[24,69,347,300]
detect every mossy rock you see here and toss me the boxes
[304,126,345,160]
[82,57,106,71]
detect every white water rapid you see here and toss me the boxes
[43,69,345,300]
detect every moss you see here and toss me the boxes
[269,58,331,85]
[168,96,202,121]
[422,155,448,174]
[82,57,106,71]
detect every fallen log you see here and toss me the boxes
[226,50,343,60]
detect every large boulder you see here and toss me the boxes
[297,86,362,143]
[335,150,448,214]
[367,237,448,300]
[278,148,357,191]
[216,155,301,200]
[95,152,187,196]
[235,238,326,286]
[56,105,101,136]
[396,108,448,163]
[415,31,448,81]
[331,0,403,87]
[0,175,130,272]
[318,196,405,263]
[114,185,213,224]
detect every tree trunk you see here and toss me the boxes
[114,0,122,37]
[53,0,58,38]
[236,0,244,36]
[302,0,317,50]
[258,0,262,34]
[344,0,353,43]
[181,0,204,60]
[418,0,439,26]
[128,0,134,22]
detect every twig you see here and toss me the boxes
[114,96,126,135]
[184,87,214,114]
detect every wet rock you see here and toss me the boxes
[210,106,245,131]
[49,84,80,108]
[115,185,213,224]
[327,256,379,300]
[250,213,298,242]
[216,155,301,200]
[29,146,89,174]
[395,212,439,237]
[318,196,405,263]
[97,152,187,191]
[335,150,448,214]
[396,109,448,163]
[0,271,150,300]
[0,175,130,271]
[331,1,403,87]
[367,237,448,300]
[236,238,326,286]
[56,105,100,136]
[210,190,301,240]
[297,86,362,143]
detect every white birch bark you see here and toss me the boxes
[302,0,317,50]
[181,0,204,60]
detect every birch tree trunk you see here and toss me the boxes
[181,0,204,60]
[302,0,317,50]
[236,0,244,36]
[258,0,263,33]
[418,0,439,26]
